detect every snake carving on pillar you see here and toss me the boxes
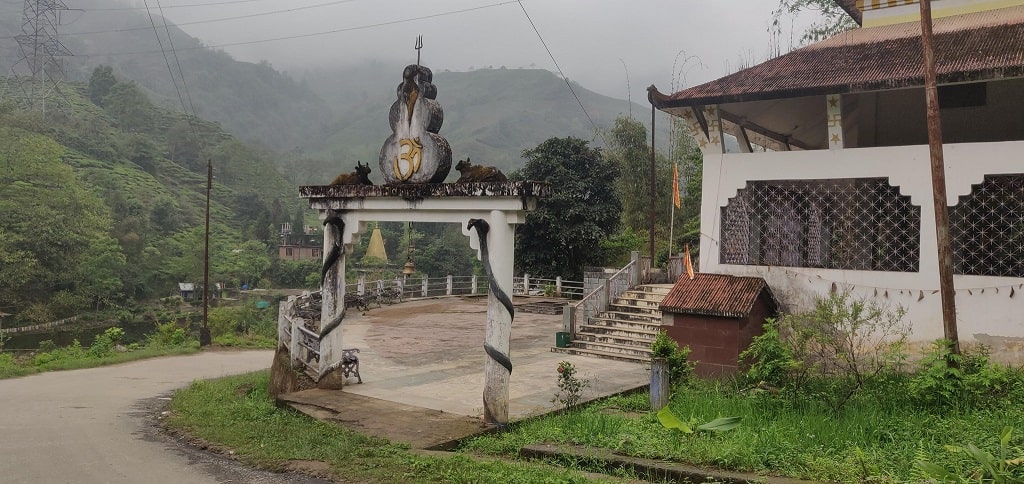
[379,64,451,184]
[467,218,514,425]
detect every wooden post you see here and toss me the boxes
[472,274,478,295]
[446,274,453,296]
[650,358,669,410]
[919,0,960,354]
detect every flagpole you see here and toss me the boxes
[669,165,676,260]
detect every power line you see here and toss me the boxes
[141,0,190,119]
[155,0,199,119]
[46,0,361,38]
[71,0,521,57]
[87,0,287,11]
[515,0,606,145]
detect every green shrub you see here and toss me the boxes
[0,352,17,372]
[910,340,1014,410]
[37,339,57,353]
[147,321,187,347]
[551,361,590,409]
[88,327,125,358]
[33,339,87,366]
[208,305,276,339]
[739,318,799,388]
[767,291,909,411]
[651,330,693,385]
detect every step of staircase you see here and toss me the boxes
[556,284,670,364]
[602,309,662,322]
[574,330,656,346]
[578,323,660,340]
[611,296,664,310]
[588,316,661,331]
[550,346,651,364]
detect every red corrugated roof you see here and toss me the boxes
[654,6,1024,108]
[659,273,775,318]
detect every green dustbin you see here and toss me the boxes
[555,331,571,348]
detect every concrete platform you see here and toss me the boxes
[281,296,650,448]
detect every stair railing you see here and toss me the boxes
[564,252,640,340]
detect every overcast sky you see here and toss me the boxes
[134,0,821,103]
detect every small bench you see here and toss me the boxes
[341,348,362,384]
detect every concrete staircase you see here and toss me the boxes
[552,284,672,363]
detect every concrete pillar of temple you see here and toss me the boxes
[477,209,515,426]
[317,210,348,389]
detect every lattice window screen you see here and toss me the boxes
[720,178,920,272]
[951,174,1024,277]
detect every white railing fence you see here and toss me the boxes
[348,273,584,300]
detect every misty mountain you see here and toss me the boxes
[1,0,663,185]
[0,0,333,154]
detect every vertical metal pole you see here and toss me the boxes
[200,159,212,346]
[919,0,959,354]
[649,102,656,262]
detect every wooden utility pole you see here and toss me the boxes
[649,102,656,262]
[919,0,960,354]
[200,159,212,347]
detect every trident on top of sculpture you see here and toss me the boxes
[415,34,423,65]
[379,35,452,184]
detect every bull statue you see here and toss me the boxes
[454,158,507,183]
[330,161,373,186]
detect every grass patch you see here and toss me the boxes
[0,345,199,379]
[166,371,621,483]
[0,323,200,379]
[212,332,276,349]
[460,377,1024,482]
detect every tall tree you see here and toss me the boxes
[774,0,857,44]
[513,137,621,280]
[608,116,652,233]
[87,65,116,105]
[103,81,154,133]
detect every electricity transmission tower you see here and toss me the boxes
[8,0,71,113]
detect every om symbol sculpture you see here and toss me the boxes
[379,64,452,184]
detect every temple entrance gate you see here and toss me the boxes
[283,182,547,426]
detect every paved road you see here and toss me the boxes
[0,350,326,484]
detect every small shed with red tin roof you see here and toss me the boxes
[658,273,777,378]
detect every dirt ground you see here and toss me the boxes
[280,295,651,449]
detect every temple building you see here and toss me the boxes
[650,0,1024,354]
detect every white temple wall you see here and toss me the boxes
[699,140,1024,353]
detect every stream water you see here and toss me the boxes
[3,320,166,351]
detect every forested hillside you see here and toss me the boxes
[0,0,334,155]
[0,73,304,326]
[1,1,663,185]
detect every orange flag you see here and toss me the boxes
[672,163,681,209]
[684,244,695,280]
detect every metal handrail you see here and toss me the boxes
[569,259,637,337]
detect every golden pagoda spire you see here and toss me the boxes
[364,225,388,262]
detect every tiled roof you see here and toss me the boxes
[654,6,1024,108]
[659,273,775,318]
